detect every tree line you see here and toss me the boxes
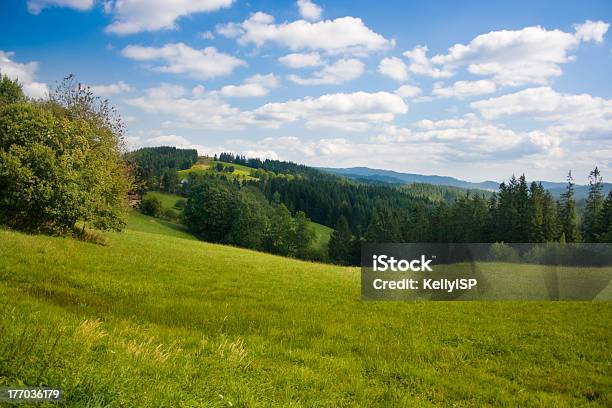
[126,146,197,193]
[182,174,319,260]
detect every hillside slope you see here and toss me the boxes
[0,226,611,406]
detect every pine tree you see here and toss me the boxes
[598,191,612,242]
[329,216,353,265]
[541,190,560,241]
[558,171,581,242]
[581,167,604,242]
[527,182,545,242]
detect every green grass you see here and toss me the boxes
[178,159,257,180]
[308,221,332,254]
[0,224,611,406]
[126,211,195,240]
[143,191,184,210]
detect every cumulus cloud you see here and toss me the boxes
[125,83,250,130]
[378,56,408,81]
[287,58,364,85]
[220,73,280,97]
[394,84,422,99]
[432,80,496,99]
[252,91,408,131]
[217,12,393,54]
[0,51,48,98]
[471,86,612,136]
[27,0,94,14]
[121,42,245,80]
[278,52,324,68]
[127,86,407,132]
[406,21,609,86]
[89,80,132,96]
[574,20,609,43]
[297,0,322,22]
[403,45,453,78]
[105,0,234,35]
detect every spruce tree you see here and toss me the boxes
[598,191,612,242]
[527,182,545,242]
[558,171,581,242]
[329,216,353,265]
[581,167,604,242]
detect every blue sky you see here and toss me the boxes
[1,0,611,182]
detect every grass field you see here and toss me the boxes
[177,159,257,181]
[0,221,611,407]
[309,221,332,255]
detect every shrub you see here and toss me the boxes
[140,196,163,217]
[0,76,131,234]
[487,242,520,263]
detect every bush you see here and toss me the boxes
[140,196,163,217]
[174,199,187,210]
[0,76,131,234]
[487,242,520,263]
[161,208,179,222]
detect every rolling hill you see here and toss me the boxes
[321,166,612,199]
[0,221,610,406]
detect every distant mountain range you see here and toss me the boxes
[319,167,612,200]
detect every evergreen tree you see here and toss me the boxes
[558,171,581,242]
[328,216,353,265]
[582,167,604,242]
[541,190,560,241]
[293,211,315,259]
[527,182,545,242]
[598,191,612,242]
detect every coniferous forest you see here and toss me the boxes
[128,148,612,266]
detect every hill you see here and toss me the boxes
[321,166,612,199]
[0,226,610,406]
[320,166,500,191]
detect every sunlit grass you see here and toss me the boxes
[0,222,610,406]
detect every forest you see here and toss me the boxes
[131,149,612,266]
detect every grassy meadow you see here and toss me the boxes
[0,217,611,407]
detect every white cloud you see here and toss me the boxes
[220,73,280,97]
[89,80,132,96]
[287,58,364,85]
[471,86,612,137]
[121,43,245,80]
[297,0,322,22]
[252,91,408,131]
[378,56,408,81]
[394,84,422,99]
[403,45,453,78]
[278,52,324,68]
[432,80,496,99]
[27,0,94,14]
[574,20,609,43]
[409,21,609,86]
[105,0,234,35]
[126,83,251,130]
[0,51,48,98]
[217,12,393,54]
[128,86,407,132]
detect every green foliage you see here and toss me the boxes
[488,242,520,262]
[183,176,315,258]
[329,216,355,265]
[140,195,163,217]
[126,146,197,192]
[0,76,130,234]
[559,171,581,242]
[0,75,25,105]
[582,167,605,242]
